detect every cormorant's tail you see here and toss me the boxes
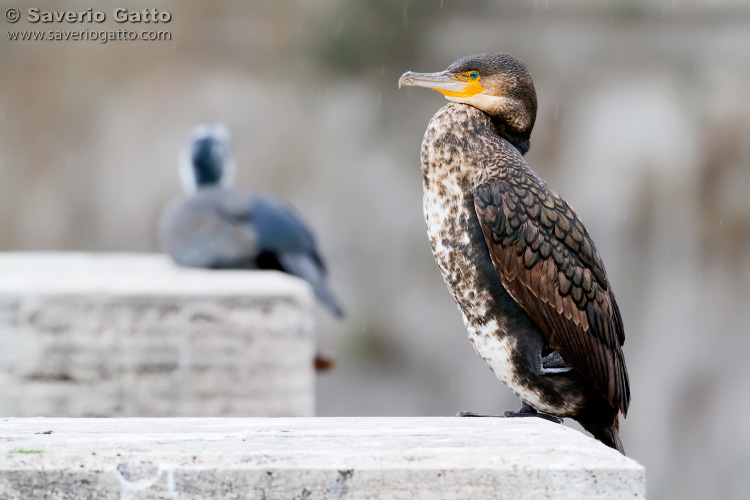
[582,417,625,455]
[595,426,625,455]
[277,253,345,318]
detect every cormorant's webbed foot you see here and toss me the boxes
[457,403,563,424]
[457,411,504,418]
[503,402,563,424]
[540,349,572,374]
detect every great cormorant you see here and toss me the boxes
[399,53,630,453]
[158,124,344,318]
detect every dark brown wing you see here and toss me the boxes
[473,168,630,415]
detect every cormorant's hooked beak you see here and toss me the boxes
[398,71,484,98]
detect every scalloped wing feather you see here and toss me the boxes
[474,171,630,415]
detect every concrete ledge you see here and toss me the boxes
[0,253,316,418]
[0,417,645,499]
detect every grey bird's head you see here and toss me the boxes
[179,124,236,193]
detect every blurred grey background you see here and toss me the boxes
[1,0,749,498]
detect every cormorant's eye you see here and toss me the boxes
[469,71,479,80]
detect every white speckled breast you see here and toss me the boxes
[420,104,559,414]
[422,163,523,401]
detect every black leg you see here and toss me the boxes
[540,350,572,374]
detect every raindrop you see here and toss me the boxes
[335,15,344,37]
[450,377,456,391]
[378,91,383,109]
[719,217,723,228]
[553,106,560,122]
[0,111,4,120]
[67,153,73,167]
[402,4,409,29]
[693,60,698,72]
[697,272,703,284]
[381,66,386,77]
[440,0,445,7]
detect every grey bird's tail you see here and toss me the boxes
[277,252,345,318]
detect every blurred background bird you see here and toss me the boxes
[159,124,345,319]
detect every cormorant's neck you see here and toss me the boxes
[194,178,221,190]
[194,182,220,191]
[490,117,531,156]
[192,158,223,189]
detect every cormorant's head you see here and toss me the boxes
[179,123,236,193]
[399,53,537,154]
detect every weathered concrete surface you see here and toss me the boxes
[0,417,645,500]
[0,253,315,418]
